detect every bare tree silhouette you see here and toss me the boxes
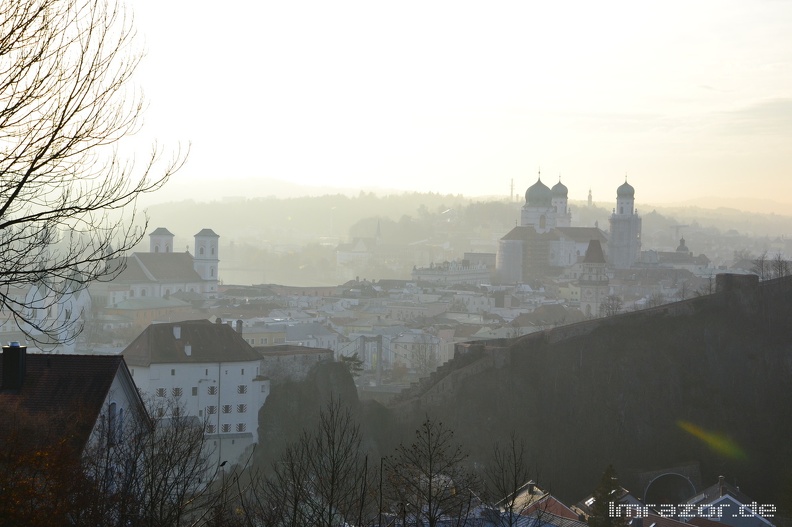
[0,0,186,346]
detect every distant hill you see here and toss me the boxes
[139,193,792,249]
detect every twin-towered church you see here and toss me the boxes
[496,174,642,289]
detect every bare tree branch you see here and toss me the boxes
[0,0,186,347]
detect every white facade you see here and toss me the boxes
[87,360,149,453]
[411,260,490,285]
[19,280,92,352]
[123,320,269,470]
[149,228,175,254]
[193,229,220,293]
[130,359,268,469]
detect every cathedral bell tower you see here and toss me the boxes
[608,179,642,269]
[149,228,174,253]
[193,229,219,293]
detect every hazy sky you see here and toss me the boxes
[131,1,792,208]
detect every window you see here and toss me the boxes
[261,385,267,393]
[208,385,217,395]
[236,423,246,432]
[221,424,231,433]
[237,385,247,394]
[141,289,146,297]
[207,406,217,415]
[206,424,216,433]
[171,369,175,376]
[237,404,247,413]
[154,245,160,253]
[155,388,166,398]
[199,247,205,255]
[192,387,198,396]
[211,247,215,255]
[172,387,183,397]
[210,267,214,277]
[117,408,124,444]
[241,368,245,375]
[107,402,117,447]
[157,407,165,418]
[222,405,232,414]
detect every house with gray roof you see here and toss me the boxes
[92,228,221,308]
[123,319,268,469]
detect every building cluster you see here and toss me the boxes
[410,175,718,317]
[0,184,784,523]
[0,177,781,488]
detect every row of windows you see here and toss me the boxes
[197,368,254,376]
[130,286,197,298]
[156,385,250,397]
[206,404,247,414]
[206,423,246,433]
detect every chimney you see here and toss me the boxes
[215,317,222,325]
[236,319,243,334]
[719,475,725,497]
[2,342,27,391]
[173,325,181,340]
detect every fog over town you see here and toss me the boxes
[2,1,792,526]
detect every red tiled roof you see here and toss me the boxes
[524,495,580,520]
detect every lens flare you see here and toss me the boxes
[677,421,747,460]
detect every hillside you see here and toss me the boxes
[389,274,792,505]
[252,274,792,509]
